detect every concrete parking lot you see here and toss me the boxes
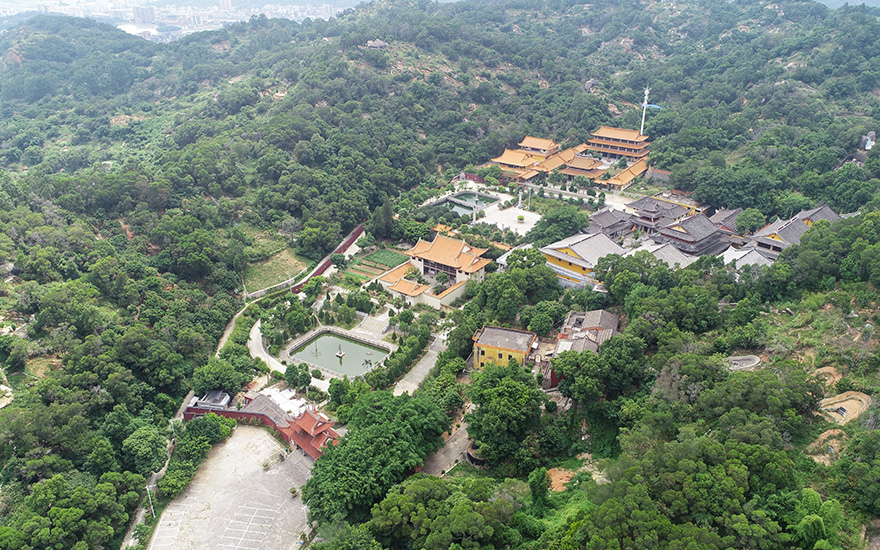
[149,426,312,550]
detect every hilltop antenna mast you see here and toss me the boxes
[639,87,662,136]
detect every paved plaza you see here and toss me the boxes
[148,426,311,550]
[479,204,542,235]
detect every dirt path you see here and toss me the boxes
[814,366,841,388]
[118,218,135,240]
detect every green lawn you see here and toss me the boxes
[364,249,409,267]
[244,249,308,292]
[236,224,290,259]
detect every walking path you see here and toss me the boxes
[121,391,194,547]
[245,223,364,300]
[214,304,253,356]
[516,181,635,210]
[421,422,470,476]
[393,335,447,396]
[248,320,331,392]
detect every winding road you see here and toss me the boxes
[248,319,330,392]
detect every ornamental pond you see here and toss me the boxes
[289,332,389,377]
[439,192,499,216]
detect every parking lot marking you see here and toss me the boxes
[148,426,309,550]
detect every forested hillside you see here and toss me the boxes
[0,0,879,548]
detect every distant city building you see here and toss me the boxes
[133,5,155,23]
[219,0,232,12]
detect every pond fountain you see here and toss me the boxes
[437,192,499,217]
[290,332,389,377]
[455,192,497,208]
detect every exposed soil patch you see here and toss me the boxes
[546,453,608,492]
[806,429,848,466]
[798,348,816,365]
[25,356,62,378]
[547,468,574,492]
[814,366,842,388]
[118,218,135,240]
[109,114,145,126]
[818,391,872,425]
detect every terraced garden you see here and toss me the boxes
[364,249,409,267]
[343,249,410,281]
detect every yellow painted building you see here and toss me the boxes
[538,233,625,287]
[473,326,537,368]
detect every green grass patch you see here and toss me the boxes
[542,487,594,532]
[363,249,409,268]
[24,356,61,379]
[445,461,496,479]
[236,224,290,259]
[352,261,386,274]
[628,181,665,197]
[347,268,374,278]
[6,372,30,392]
[244,249,309,292]
[551,455,584,471]
[4,356,58,392]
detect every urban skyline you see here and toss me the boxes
[0,0,348,41]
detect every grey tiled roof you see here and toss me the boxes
[710,208,743,230]
[628,197,688,219]
[661,214,720,242]
[242,394,290,428]
[623,242,698,268]
[540,233,625,268]
[797,205,839,224]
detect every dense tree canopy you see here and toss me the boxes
[302,392,449,525]
[0,0,880,547]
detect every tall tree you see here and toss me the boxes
[466,361,543,465]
